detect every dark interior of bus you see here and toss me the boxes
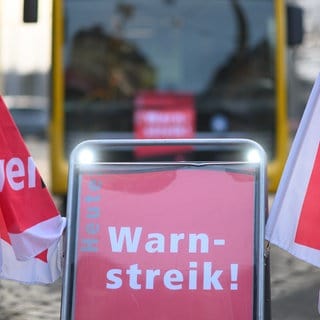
[63,0,276,160]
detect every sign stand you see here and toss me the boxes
[60,138,269,320]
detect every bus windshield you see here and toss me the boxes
[63,0,276,158]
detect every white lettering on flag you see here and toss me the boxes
[0,157,36,191]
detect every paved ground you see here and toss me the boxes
[0,136,320,319]
[0,279,61,320]
[1,245,319,319]
[269,246,320,319]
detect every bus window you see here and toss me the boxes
[50,0,296,195]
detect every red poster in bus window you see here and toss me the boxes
[74,167,255,320]
[134,92,196,157]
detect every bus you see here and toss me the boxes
[25,0,303,197]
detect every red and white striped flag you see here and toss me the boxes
[266,74,320,268]
[0,97,66,284]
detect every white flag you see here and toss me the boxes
[265,74,320,268]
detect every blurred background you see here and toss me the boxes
[0,0,318,136]
[0,1,51,136]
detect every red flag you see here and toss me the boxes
[0,97,66,283]
[294,143,320,249]
[265,75,320,267]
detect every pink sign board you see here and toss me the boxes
[134,92,195,157]
[73,166,256,319]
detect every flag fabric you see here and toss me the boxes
[0,96,66,284]
[265,74,320,268]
